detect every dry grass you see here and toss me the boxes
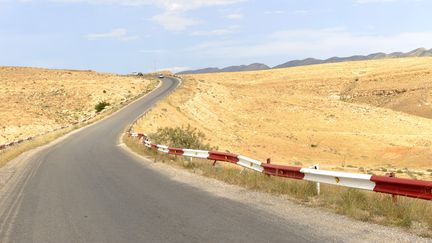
[0,66,157,145]
[133,57,432,179]
[124,134,432,238]
[0,70,159,168]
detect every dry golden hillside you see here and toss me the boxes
[0,67,157,144]
[134,57,432,179]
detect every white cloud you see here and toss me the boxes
[154,0,246,12]
[86,28,138,41]
[191,25,239,36]
[7,0,246,31]
[158,66,190,73]
[152,13,201,31]
[150,1,245,31]
[50,0,244,9]
[225,13,243,20]
[49,0,245,31]
[266,9,331,16]
[187,28,432,60]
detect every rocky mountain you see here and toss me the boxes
[178,63,270,74]
[274,48,432,69]
[178,67,220,74]
[178,48,432,74]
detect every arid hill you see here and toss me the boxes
[0,67,157,144]
[134,57,432,179]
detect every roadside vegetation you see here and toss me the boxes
[124,126,432,238]
[150,125,214,151]
[95,101,110,112]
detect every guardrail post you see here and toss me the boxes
[266,158,271,177]
[386,171,397,203]
[309,164,321,195]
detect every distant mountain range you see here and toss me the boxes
[177,48,432,74]
[178,63,270,74]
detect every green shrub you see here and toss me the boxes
[95,101,110,112]
[150,125,213,150]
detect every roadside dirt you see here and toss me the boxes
[0,66,156,145]
[134,57,432,179]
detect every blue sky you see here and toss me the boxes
[1,0,431,73]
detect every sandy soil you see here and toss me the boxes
[0,66,156,144]
[134,57,432,179]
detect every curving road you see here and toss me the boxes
[0,77,333,242]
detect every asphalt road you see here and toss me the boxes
[0,77,331,242]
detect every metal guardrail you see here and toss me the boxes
[128,131,432,201]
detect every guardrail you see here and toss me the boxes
[0,120,92,152]
[127,131,432,201]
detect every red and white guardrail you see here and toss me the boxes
[128,131,432,201]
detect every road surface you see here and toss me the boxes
[0,77,418,243]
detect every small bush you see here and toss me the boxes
[95,101,110,112]
[150,125,213,150]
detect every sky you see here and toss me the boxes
[0,0,431,73]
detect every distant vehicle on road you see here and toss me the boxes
[159,74,164,78]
